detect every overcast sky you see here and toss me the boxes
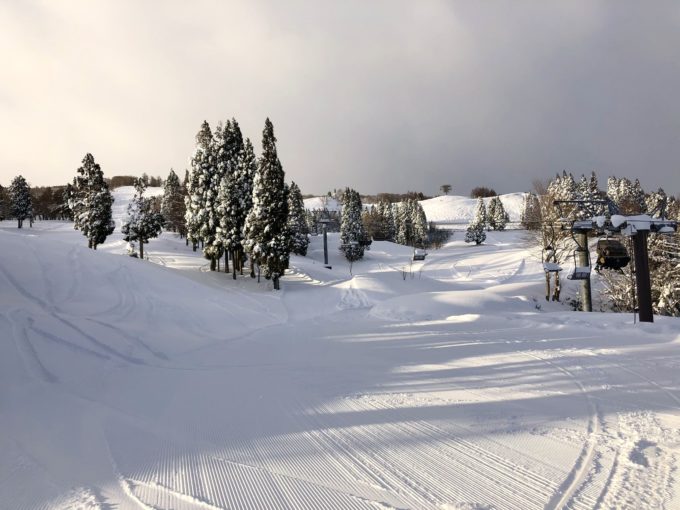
[1,1,679,196]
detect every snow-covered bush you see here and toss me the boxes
[465,197,486,245]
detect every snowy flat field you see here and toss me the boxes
[1,189,679,509]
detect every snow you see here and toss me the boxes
[1,188,679,510]
[304,196,341,211]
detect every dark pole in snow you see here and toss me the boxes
[575,231,592,312]
[323,224,330,269]
[632,230,653,323]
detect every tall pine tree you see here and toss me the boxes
[244,119,290,290]
[465,197,487,245]
[122,178,164,259]
[340,188,366,262]
[487,196,508,231]
[185,121,213,256]
[287,181,310,256]
[69,154,114,249]
[8,175,33,228]
[161,169,186,235]
[215,120,247,276]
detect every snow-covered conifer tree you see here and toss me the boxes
[607,176,646,215]
[465,197,487,245]
[161,169,186,234]
[375,200,395,241]
[199,122,228,270]
[520,192,541,230]
[487,197,497,230]
[8,175,32,228]
[185,121,213,258]
[287,181,310,256]
[122,178,164,259]
[411,199,428,247]
[215,120,247,276]
[631,178,647,214]
[394,202,411,245]
[487,196,508,231]
[69,154,114,249]
[340,188,366,262]
[244,119,290,289]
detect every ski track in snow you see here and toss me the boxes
[1,196,680,510]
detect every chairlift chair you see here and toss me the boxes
[413,248,427,261]
[568,265,591,280]
[542,241,562,302]
[566,248,592,280]
[595,238,630,271]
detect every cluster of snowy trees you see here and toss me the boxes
[465,196,509,245]
[522,170,680,316]
[362,198,428,248]
[174,118,308,289]
[67,154,115,249]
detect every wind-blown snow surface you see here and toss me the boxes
[1,190,679,509]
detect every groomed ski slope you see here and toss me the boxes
[1,188,679,510]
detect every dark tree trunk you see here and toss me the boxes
[139,241,144,259]
[210,256,216,271]
[232,251,237,280]
[224,251,229,273]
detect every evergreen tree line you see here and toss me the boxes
[362,198,429,247]
[520,170,680,316]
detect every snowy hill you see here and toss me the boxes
[303,196,341,211]
[1,213,679,509]
[420,192,526,224]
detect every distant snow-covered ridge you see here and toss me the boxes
[304,192,527,224]
[419,193,526,224]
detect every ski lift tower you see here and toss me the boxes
[318,213,332,269]
[555,198,677,322]
[554,199,609,313]
[617,215,677,323]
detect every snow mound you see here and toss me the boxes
[370,286,534,322]
[420,193,526,224]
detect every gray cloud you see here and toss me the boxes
[1,0,679,196]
